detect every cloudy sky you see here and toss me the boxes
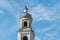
[0,0,60,40]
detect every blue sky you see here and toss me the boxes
[0,0,60,40]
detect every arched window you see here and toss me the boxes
[24,21,27,27]
[23,36,28,40]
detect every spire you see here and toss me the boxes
[24,6,28,13]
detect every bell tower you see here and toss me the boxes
[18,6,34,40]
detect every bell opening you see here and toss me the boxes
[23,21,27,27]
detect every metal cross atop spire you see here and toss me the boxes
[24,6,28,13]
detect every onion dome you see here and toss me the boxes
[20,6,33,21]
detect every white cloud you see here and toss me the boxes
[30,2,60,22]
[46,31,58,37]
[36,23,60,40]
[44,31,59,40]
[0,0,20,17]
[0,0,20,37]
[30,5,54,22]
[38,24,56,33]
[0,0,12,9]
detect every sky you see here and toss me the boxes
[0,0,60,40]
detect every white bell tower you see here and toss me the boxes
[18,6,34,40]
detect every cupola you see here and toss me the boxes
[20,6,33,28]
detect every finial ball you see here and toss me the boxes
[24,6,28,13]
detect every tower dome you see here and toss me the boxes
[20,6,33,28]
[20,12,32,20]
[20,6,32,20]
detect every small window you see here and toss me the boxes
[23,36,28,40]
[24,21,27,27]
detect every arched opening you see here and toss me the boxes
[24,21,27,27]
[23,36,28,40]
